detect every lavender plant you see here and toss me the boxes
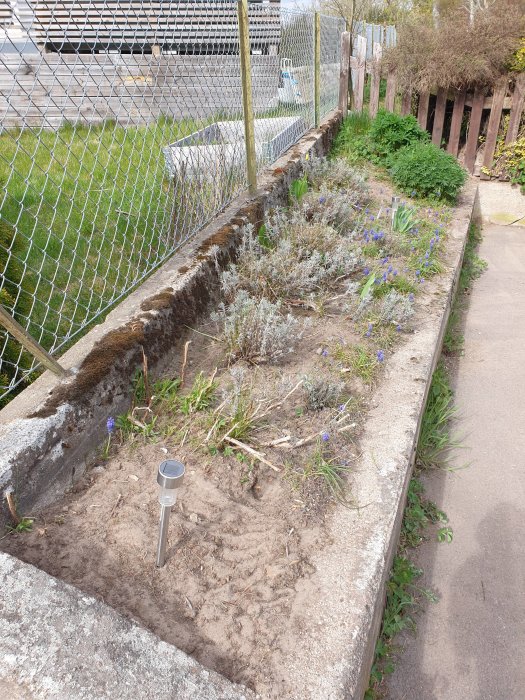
[304,156,369,198]
[213,290,299,364]
[303,374,344,411]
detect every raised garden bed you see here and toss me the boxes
[1,136,477,698]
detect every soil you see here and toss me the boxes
[2,172,451,694]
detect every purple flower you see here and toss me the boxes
[106,416,115,434]
[410,190,416,197]
[396,324,401,332]
[377,350,385,363]
[393,269,398,276]
[382,272,387,282]
[319,196,327,205]
[321,431,330,442]
[365,322,373,338]
[369,215,375,221]
[382,256,389,265]
[415,270,420,277]
[363,266,370,275]
[388,265,393,273]
[321,349,328,357]
[338,404,346,413]
[409,293,415,302]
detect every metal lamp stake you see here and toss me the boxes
[391,195,400,228]
[156,460,185,568]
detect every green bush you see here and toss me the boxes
[362,110,429,163]
[390,142,467,202]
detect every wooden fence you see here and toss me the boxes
[350,35,525,176]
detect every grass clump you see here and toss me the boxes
[417,362,457,470]
[331,112,372,161]
[213,291,299,364]
[303,440,350,502]
[180,371,217,415]
[390,143,467,202]
[334,343,378,384]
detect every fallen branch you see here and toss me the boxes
[5,491,20,525]
[180,340,192,387]
[223,436,281,472]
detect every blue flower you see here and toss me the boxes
[415,270,420,277]
[410,190,416,197]
[396,324,401,332]
[365,323,373,337]
[106,416,115,434]
[338,404,346,413]
[424,261,429,268]
[319,196,326,204]
[321,431,330,442]
[393,269,398,276]
[377,350,384,362]
[369,215,375,221]
[382,272,387,282]
[425,251,430,259]
[321,349,328,357]
[409,293,415,302]
[382,256,389,264]
[363,266,370,275]
[388,265,393,273]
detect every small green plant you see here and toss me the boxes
[390,142,467,202]
[335,344,378,383]
[459,223,488,292]
[304,440,350,502]
[257,223,273,250]
[289,174,309,202]
[417,363,457,469]
[401,478,448,549]
[392,205,418,235]
[7,517,34,534]
[180,371,217,415]
[151,377,181,410]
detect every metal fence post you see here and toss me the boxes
[314,11,321,128]
[237,0,257,195]
[0,306,68,378]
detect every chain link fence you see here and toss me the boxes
[0,0,345,403]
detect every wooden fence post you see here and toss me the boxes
[353,34,367,112]
[417,91,430,130]
[0,305,68,378]
[505,73,525,146]
[338,31,351,115]
[314,12,321,127]
[237,0,257,194]
[400,90,412,115]
[432,88,447,146]
[481,79,508,179]
[447,90,466,157]
[464,90,485,174]
[369,42,382,118]
[384,69,396,112]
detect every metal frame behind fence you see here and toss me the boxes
[0,0,345,402]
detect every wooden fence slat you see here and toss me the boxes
[431,88,447,146]
[480,80,507,180]
[505,73,525,146]
[369,42,382,118]
[384,70,396,112]
[338,31,351,115]
[401,89,412,115]
[464,90,485,174]
[447,89,466,156]
[353,34,367,112]
[417,91,429,130]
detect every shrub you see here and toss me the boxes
[386,4,525,93]
[376,290,414,326]
[303,374,344,411]
[390,143,467,202]
[213,290,299,364]
[304,156,369,194]
[496,136,525,194]
[301,186,367,235]
[364,110,429,162]
[222,221,360,301]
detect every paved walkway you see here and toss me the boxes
[385,183,525,700]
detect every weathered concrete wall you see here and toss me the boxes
[0,552,255,700]
[0,109,342,528]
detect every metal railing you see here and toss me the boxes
[0,0,345,403]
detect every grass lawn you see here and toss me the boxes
[0,116,242,357]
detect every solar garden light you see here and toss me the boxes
[156,459,185,568]
[391,195,400,228]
